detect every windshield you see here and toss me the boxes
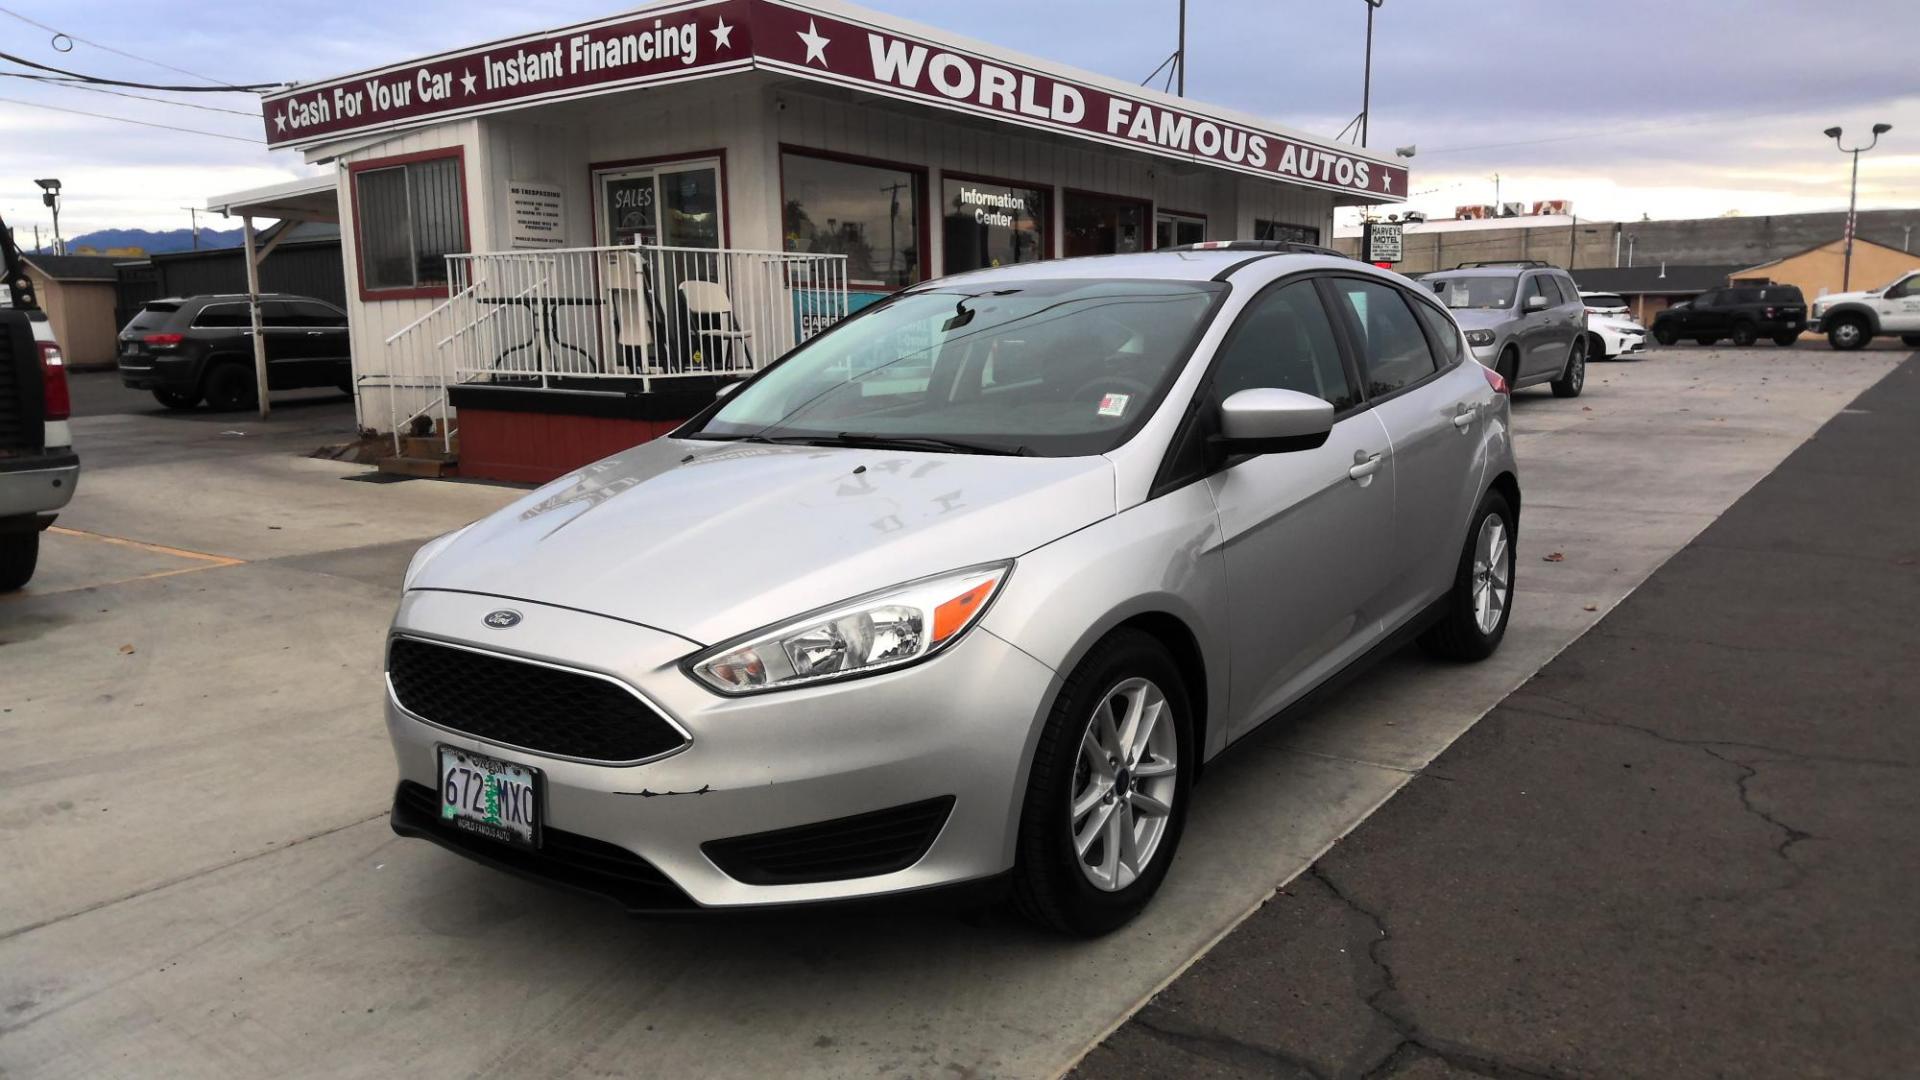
[687,279,1224,456]
[1426,274,1518,310]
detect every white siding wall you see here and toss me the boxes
[331,78,1337,434]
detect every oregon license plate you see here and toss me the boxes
[437,746,540,849]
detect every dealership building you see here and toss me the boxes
[218,0,1405,481]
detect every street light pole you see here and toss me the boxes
[1361,0,1383,147]
[34,179,62,255]
[1824,123,1891,292]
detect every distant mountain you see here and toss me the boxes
[35,227,244,256]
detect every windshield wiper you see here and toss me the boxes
[817,432,1032,456]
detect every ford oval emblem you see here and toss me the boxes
[482,609,523,629]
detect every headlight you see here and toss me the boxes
[686,561,1013,695]
[1464,329,1497,347]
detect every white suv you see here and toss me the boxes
[1810,269,1920,350]
[1579,291,1648,360]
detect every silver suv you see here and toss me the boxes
[1422,261,1588,397]
[385,245,1521,935]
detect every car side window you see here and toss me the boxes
[1885,276,1916,300]
[192,304,251,328]
[1521,275,1549,310]
[1555,276,1579,305]
[1330,278,1439,397]
[1209,281,1358,411]
[1697,290,1723,308]
[1410,299,1463,366]
[287,301,348,327]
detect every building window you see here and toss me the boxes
[1063,191,1149,257]
[1155,212,1206,249]
[942,176,1048,275]
[354,154,466,294]
[1253,219,1320,245]
[597,159,723,248]
[782,150,924,289]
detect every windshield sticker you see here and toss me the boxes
[1098,393,1131,418]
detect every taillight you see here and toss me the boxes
[143,332,185,347]
[1480,362,1510,396]
[39,341,70,421]
[1763,306,1777,318]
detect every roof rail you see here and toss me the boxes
[1454,259,1556,269]
[1171,239,1355,260]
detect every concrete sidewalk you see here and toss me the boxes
[1074,354,1920,1079]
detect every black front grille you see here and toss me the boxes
[387,636,687,763]
[703,796,956,885]
[391,782,695,911]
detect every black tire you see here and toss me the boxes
[1011,628,1195,937]
[1827,315,1870,351]
[1653,325,1678,346]
[1695,335,1720,346]
[1774,332,1802,347]
[1496,346,1520,388]
[152,388,200,410]
[1730,321,1757,347]
[1586,333,1610,362]
[1550,336,1586,398]
[1901,334,1920,347]
[203,362,257,411]
[0,530,40,592]
[1419,489,1517,661]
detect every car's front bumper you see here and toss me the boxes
[1593,327,1648,358]
[0,450,79,519]
[384,588,1058,910]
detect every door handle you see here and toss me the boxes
[1348,450,1384,482]
[1452,403,1476,430]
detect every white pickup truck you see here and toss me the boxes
[1810,269,1920,350]
[1,265,79,591]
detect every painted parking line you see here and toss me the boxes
[9,527,248,597]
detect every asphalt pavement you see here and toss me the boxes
[1073,352,1920,1079]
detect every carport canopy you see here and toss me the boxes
[204,174,340,418]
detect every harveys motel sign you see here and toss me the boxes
[263,0,1406,202]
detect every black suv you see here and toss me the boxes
[117,294,351,411]
[1651,284,1806,347]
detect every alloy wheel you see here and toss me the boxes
[1472,513,1512,635]
[1070,677,1178,892]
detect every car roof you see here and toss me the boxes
[1424,265,1546,279]
[923,249,1387,289]
[150,293,322,305]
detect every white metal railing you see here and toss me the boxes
[368,243,851,441]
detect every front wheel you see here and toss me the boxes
[1731,321,1758,347]
[1012,629,1194,937]
[1827,316,1870,351]
[1653,325,1678,346]
[1419,489,1517,661]
[0,530,41,592]
[1550,337,1586,398]
[203,363,257,411]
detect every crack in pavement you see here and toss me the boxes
[1307,865,1569,1080]
[1702,748,1815,865]
[1126,1011,1335,1080]
[1501,696,1917,772]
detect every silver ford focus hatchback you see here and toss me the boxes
[387,245,1520,935]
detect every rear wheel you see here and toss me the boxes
[1550,336,1586,398]
[1774,332,1802,347]
[1012,629,1193,937]
[152,388,200,410]
[0,531,41,592]
[1731,321,1757,347]
[203,362,257,411]
[1827,315,1870,351]
[1419,489,1517,661]
[1653,325,1678,345]
[1496,346,1520,388]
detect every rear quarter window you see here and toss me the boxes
[125,303,182,332]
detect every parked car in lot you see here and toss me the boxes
[1809,269,1920,350]
[116,294,351,411]
[1579,291,1648,360]
[1651,284,1805,347]
[383,245,1521,935]
[1422,261,1588,396]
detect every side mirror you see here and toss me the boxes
[1523,294,1550,312]
[715,380,743,399]
[1211,388,1334,457]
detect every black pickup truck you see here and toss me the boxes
[1651,284,1807,347]
[1,218,79,591]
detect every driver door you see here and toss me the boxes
[1200,278,1396,740]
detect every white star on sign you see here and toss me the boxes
[797,19,830,66]
[460,69,478,95]
[1381,171,1393,192]
[711,17,734,51]
[273,111,286,132]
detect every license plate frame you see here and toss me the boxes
[436,745,543,850]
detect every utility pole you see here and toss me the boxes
[1176,0,1186,95]
[182,206,202,250]
[34,179,62,255]
[1824,123,1891,292]
[1361,1,1382,146]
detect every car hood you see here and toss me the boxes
[409,438,1117,646]
[1447,308,1516,332]
[1815,289,1872,307]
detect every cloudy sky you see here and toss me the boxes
[3,0,1916,240]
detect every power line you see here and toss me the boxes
[0,96,265,143]
[0,49,276,92]
[0,4,238,88]
[1,72,259,115]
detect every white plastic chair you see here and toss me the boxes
[678,279,753,369]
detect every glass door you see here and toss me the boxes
[596,159,723,249]
[1155,212,1206,249]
